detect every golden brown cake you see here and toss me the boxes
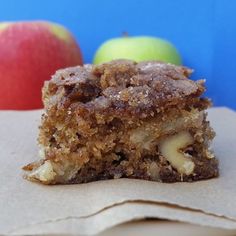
[23,60,218,184]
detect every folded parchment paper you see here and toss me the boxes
[0,107,236,235]
[99,220,236,236]
[10,201,236,235]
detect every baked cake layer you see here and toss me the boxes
[23,60,218,184]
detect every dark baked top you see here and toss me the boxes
[43,60,209,119]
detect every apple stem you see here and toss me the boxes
[122,31,129,37]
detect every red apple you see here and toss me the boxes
[0,21,83,110]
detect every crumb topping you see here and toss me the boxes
[43,59,208,121]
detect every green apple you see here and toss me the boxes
[93,36,182,65]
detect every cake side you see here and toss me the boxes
[23,60,218,184]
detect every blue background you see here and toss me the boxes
[1,0,235,109]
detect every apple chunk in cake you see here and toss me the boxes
[23,60,218,184]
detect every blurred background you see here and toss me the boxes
[1,0,235,109]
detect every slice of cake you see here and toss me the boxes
[23,60,218,184]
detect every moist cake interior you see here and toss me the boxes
[23,60,218,184]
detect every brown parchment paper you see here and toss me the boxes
[1,107,236,234]
[9,201,236,235]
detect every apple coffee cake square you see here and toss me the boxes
[23,59,218,184]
